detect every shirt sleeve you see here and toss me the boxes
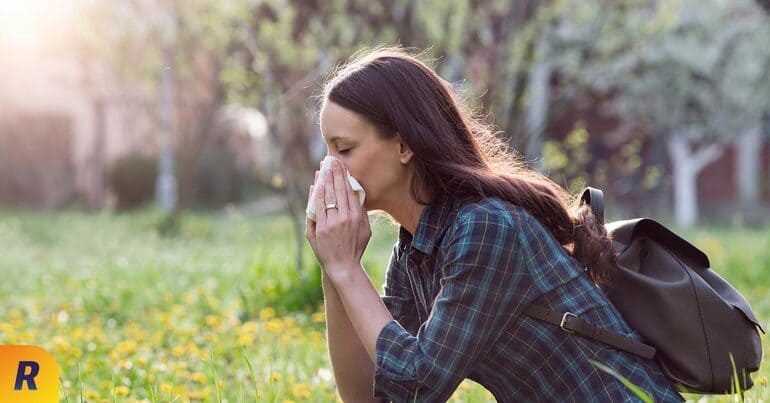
[372,208,538,402]
[380,242,420,335]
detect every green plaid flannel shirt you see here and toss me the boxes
[373,195,683,402]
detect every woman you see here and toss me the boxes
[305,46,683,402]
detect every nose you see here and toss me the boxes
[324,153,345,165]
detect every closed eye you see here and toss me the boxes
[338,149,351,154]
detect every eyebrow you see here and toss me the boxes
[323,135,351,143]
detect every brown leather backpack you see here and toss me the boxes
[524,187,765,394]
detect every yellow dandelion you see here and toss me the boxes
[311,312,325,323]
[160,383,174,394]
[283,317,297,327]
[182,292,195,304]
[116,340,137,355]
[85,389,99,400]
[259,307,276,321]
[187,386,211,400]
[205,315,221,326]
[70,347,82,358]
[191,372,208,383]
[270,371,282,382]
[240,321,259,333]
[237,333,255,347]
[283,400,295,403]
[291,382,311,399]
[757,376,767,386]
[52,335,69,351]
[114,386,129,396]
[265,318,284,334]
[171,345,185,357]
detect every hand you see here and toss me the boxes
[305,158,372,281]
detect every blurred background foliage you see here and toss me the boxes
[1,0,768,296]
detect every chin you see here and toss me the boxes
[362,197,376,211]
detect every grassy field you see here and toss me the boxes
[0,208,767,402]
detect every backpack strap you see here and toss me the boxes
[524,304,656,360]
[580,187,605,225]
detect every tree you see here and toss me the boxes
[553,0,770,227]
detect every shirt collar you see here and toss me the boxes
[398,194,461,256]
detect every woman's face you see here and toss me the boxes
[319,101,410,211]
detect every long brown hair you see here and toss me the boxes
[319,45,615,285]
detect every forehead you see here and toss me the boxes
[320,101,373,142]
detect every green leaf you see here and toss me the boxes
[589,359,654,403]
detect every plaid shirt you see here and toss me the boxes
[373,194,683,402]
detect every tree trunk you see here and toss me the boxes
[524,29,551,172]
[734,125,762,206]
[667,134,724,228]
[90,98,106,210]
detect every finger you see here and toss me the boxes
[341,163,358,214]
[316,180,327,227]
[307,185,315,226]
[331,159,349,216]
[305,212,316,241]
[306,186,316,242]
[323,165,338,218]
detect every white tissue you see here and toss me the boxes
[306,156,366,221]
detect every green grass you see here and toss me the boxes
[0,208,767,402]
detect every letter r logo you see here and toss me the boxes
[14,361,40,391]
[1,345,59,402]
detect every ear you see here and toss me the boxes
[397,133,414,165]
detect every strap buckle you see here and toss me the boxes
[560,312,577,334]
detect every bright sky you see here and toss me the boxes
[0,0,74,50]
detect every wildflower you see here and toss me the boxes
[291,382,312,399]
[187,386,211,400]
[311,312,325,324]
[205,315,220,326]
[259,307,276,321]
[191,372,208,383]
[171,345,185,357]
[313,368,333,383]
[116,340,137,355]
[265,318,284,334]
[270,371,282,382]
[114,386,129,396]
[85,389,99,400]
[240,321,259,333]
[237,333,255,347]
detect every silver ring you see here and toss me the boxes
[324,203,338,210]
